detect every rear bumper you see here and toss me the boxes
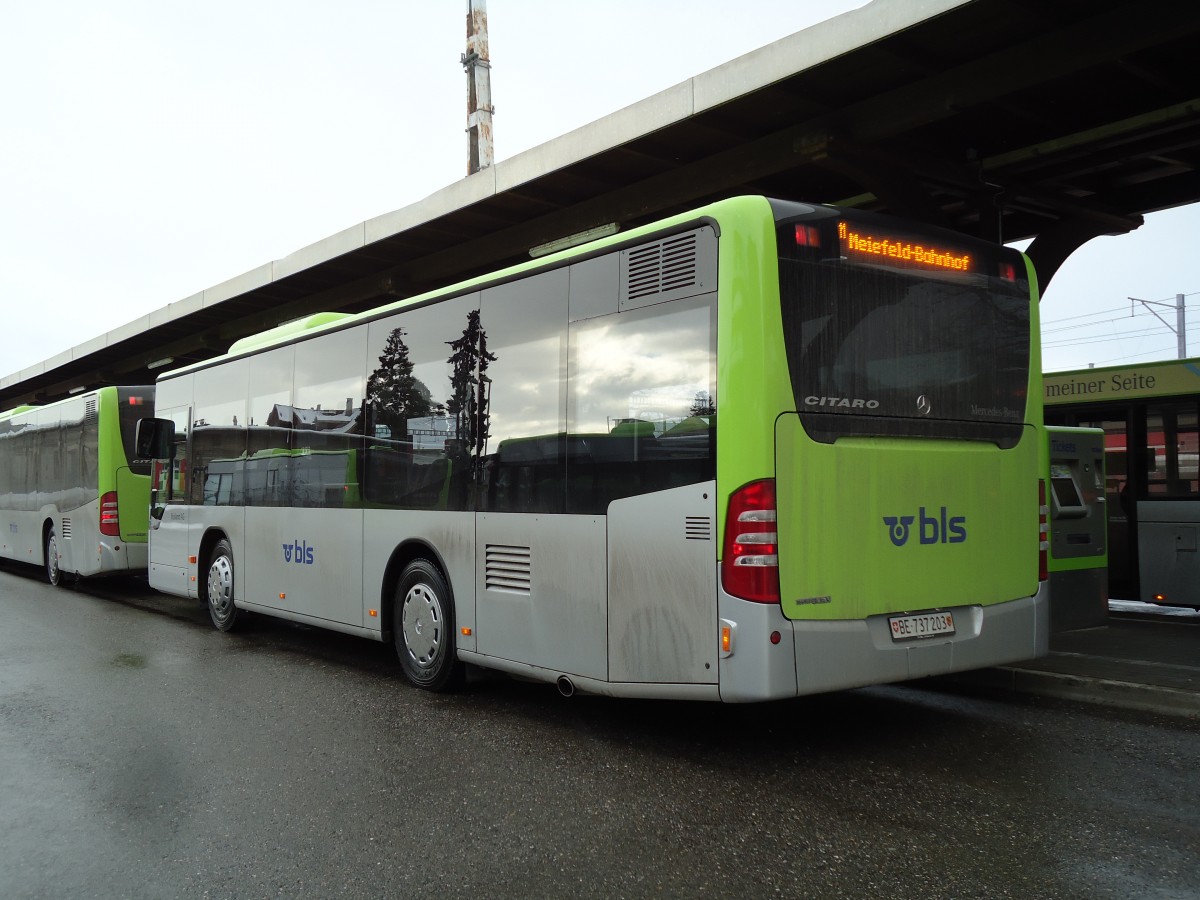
[96,539,148,574]
[717,581,1050,702]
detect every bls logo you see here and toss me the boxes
[883,507,967,547]
[282,540,316,564]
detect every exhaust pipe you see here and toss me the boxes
[556,675,575,698]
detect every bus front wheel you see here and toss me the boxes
[206,539,243,632]
[393,560,462,692]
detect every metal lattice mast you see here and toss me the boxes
[463,0,494,174]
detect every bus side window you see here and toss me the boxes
[566,294,716,514]
[1146,406,1199,498]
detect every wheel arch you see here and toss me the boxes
[41,517,55,566]
[380,539,453,642]
[196,527,231,599]
[42,516,63,582]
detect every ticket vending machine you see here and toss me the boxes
[1046,426,1108,631]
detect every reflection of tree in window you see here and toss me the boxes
[690,391,716,417]
[446,310,497,463]
[367,326,433,444]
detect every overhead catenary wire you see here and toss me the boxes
[1042,290,1200,329]
[1042,319,1200,347]
[1040,304,1133,328]
[1041,291,1200,351]
[1089,345,1178,365]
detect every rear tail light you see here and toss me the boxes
[721,479,780,603]
[1038,480,1048,582]
[100,491,120,537]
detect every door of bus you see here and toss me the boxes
[140,412,191,596]
[1136,402,1200,608]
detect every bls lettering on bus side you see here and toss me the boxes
[282,541,316,565]
[882,507,967,547]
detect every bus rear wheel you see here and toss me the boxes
[394,560,462,692]
[44,527,63,588]
[206,539,244,632]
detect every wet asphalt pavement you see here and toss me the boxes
[1,564,1198,899]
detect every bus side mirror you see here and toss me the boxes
[136,417,175,459]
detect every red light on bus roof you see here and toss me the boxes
[127,396,145,406]
[794,224,821,247]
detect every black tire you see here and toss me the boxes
[393,559,462,691]
[44,526,63,588]
[205,539,244,632]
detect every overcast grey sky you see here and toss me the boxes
[2,0,1195,382]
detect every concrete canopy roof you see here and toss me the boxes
[4,0,1199,408]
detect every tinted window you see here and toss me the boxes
[0,400,96,512]
[0,418,9,500]
[187,329,373,509]
[478,271,568,514]
[152,374,192,502]
[116,387,155,474]
[191,361,249,506]
[565,293,716,514]
[364,293,478,511]
[777,209,1030,446]
[289,326,367,509]
[1146,404,1199,498]
[244,348,294,506]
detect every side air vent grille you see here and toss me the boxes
[685,516,712,541]
[485,544,532,594]
[84,399,98,424]
[626,233,698,299]
[619,227,715,311]
[61,518,72,540]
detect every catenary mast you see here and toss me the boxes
[463,0,494,174]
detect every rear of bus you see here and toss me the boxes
[93,386,155,574]
[716,199,1048,700]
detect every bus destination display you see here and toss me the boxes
[838,221,972,273]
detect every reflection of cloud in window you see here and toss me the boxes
[248,351,294,426]
[195,398,245,428]
[294,329,367,415]
[485,335,564,445]
[628,384,708,425]
[571,308,712,434]
[296,375,362,414]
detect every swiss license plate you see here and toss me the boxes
[889,611,956,642]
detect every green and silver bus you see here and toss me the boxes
[0,386,154,584]
[136,196,1047,700]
